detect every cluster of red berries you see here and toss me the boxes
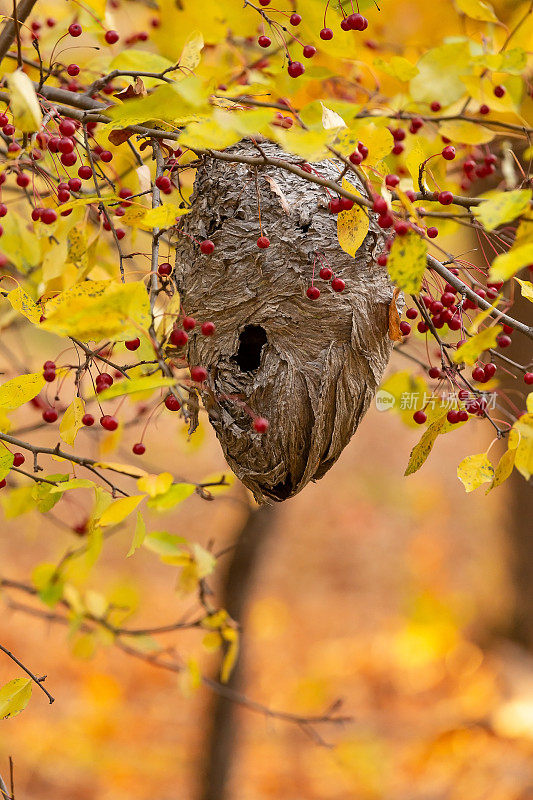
[169,316,215,348]
[306,265,345,300]
[460,151,498,192]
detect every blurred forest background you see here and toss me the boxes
[1,0,533,797]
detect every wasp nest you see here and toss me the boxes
[174,140,395,503]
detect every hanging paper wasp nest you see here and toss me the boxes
[173,140,396,503]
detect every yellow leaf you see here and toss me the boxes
[42,280,150,341]
[468,293,502,333]
[0,678,32,719]
[178,30,204,73]
[490,242,533,282]
[0,372,45,409]
[453,326,502,365]
[137,472,173,498]
[515,279,533,303]
[7,70,42,132]
[67,227,88,265]
[488,432,519,492]
[513,414,533,480]
[94,461,148,477]
[7,286,41,323]
[96,375,176,401]
[378,370,429,428]
[439,119,495,145]
[528,393,533,414]
[405,137,427,186]
[473,189,532,231]
[110,50,177,88]
[457,453,494,492]
[59,398,85,446]
[220,627,239,683]
[127,511,146,557]
[141,204,189,230]
[0,449,14,480]
[146,482,195,510]
[337,180,369,258]
[373,56,418,82]
[405,414,448,476]
[410,42,472,106]
[98,494,145,527]
[191,542,216,579]
[455,0,498,22]
[387,231,427,294]
[271,126,336,162]
[336,120,393,166]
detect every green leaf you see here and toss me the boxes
[473,189,532,231]
[457,452,494,492]
[0,372,45,409]
[453,326,502,365]
[31,475,68,512]
[387,231,427,294]
[143,530,187,556]
[490,242,533,282]
[0,678,32,720]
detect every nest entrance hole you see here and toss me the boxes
[234,325,267,372]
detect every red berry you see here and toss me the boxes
[413,410,427,424]
[373,197,388,214]
[200,239,215,255]
[68,23,82,36]
[105,29,119,43]
[100,150,113,163]
[68,177,82,192]
[417,321,428,333]
[399,321,411,335]
[406,307,418,319]
[201,321,215,336]
[258,35,271,48]
[132,442,145,455]
[158,262,172,276]
[428,367,442,379]
[82,413,95,426]
[78,165,93,180]
[164,394,181,411]
[96,372,113,387]
[43,368,56,382]
[100,415,118,431]
[125,337,140,351]
[183,316,196,331]
[257,236,270,248]
[0,479,6,488]
[67,64,80,76]
[524,373,533,385]
[377,253,388,267]
[16,174,30,188]
[357,142,369,159]
[190,366,207,382]
[409,117,424,133]
[484,363,496,379]
[385,174,400,188]
[394,220,409,236]
[438,191,454,205]
[472,365,486,382]
[303,45,316,58]
[253,416,269,434]
[458,409,469,422]
[442,145,456,160]
[328,198,344,214]
[290,13,302,25]
[378,213,394,229]
[287,61,305,78]
[479,104,490,115]
[169,328,188,347]
[155,175,171,191]
[493,85,505,98]
[319,266,333,280]
[341,198,354,211]
[349,150,363,166]
[320,27,333,40]
[13,452,25,467]
[447,409,460,424]
[41,208,57,224]
[430,101,441,112]
[306,286,320,300]
[427,226,438,239]
[497,334,512,348]
[43,408,58,423]
[331,277,345,292]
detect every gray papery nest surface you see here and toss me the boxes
[174,140,395,503]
